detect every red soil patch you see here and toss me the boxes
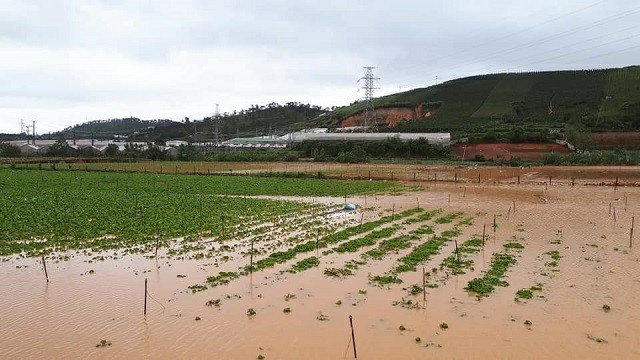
[451,143,572,161]
[340,107,419,127]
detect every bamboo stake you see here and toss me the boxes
[42,256,49,283]
[349,315,357,359]
[631,216,635,248]
[422,266,426,302]
[144,278,148,316]
[482,224,486,246]
[250,240,254,273]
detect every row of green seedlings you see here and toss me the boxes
[168,202,337,260]
[323,209,445,278]
[516,241,563,300]
[263,209,437,275]
[172,209,342,262]
[171,216,340,264]
[465,232,525,297]
[371,212,465,286]
[188,208,424,292]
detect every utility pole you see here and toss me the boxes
[32,120,36,146]
[360,66,379,132]
[214,104,220,146]
[193,122,197,145]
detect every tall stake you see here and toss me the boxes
[250,240,254,273]
[349,315,357,359]
[630,216,635,248]
[42,256,49,283]
[392,204,395,221]
[422,266,426,302]
[493,214,497,234]
[144,278,148,316]
[482,224,486,246]
[454,240,460,263]
[155,233,160,259]
[316,229,320,257]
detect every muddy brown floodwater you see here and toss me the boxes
[2,178,640,359]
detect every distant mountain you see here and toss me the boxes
[47,118,177,139]
[324,66,640,134]
[127,102,327,142]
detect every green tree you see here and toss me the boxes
[47,139,76,157]
[0,142,20,157]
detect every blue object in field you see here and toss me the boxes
[344,204,357,211]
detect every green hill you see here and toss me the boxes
[326,66,640,135]
[48,118,176,139]
[129,102,326,142]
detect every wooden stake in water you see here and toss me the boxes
[513,201,516,213]
[422,266,426,302]
[448,194,451,204]
[144,278,148,316]
[316,230,320,257]
[463,188,466,198]
[360,213,364,227]
[614,207,617,222]
[493,215,497,234]
[517,175,520,185]
[630,216,635,248]
[42,256,49,283]
[609,202,612,216]
[482,224,486,246]
[250,240,254,273]
[454,240,460,263]
[454,172,458,183]
[416,197,420,209]
[392,204,395,221]
[349,315,357,359]
[155,233,160,259]
[615,176,619,192]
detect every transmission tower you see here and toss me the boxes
[360,66,379,132]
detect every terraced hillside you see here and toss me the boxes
[327,66,640,134]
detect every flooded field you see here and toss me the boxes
[1,167,640,359]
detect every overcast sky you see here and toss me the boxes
[2,0,640,133]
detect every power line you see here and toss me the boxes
[385,0,607,82]
[387,4,640,88]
